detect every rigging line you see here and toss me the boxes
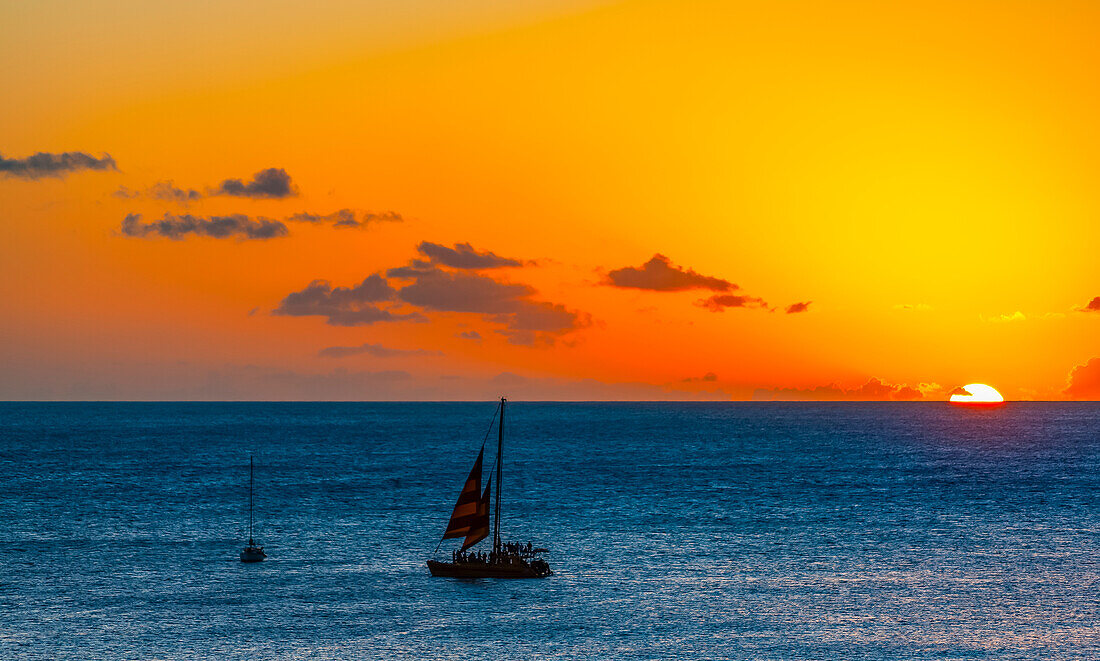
[480,399,501,449]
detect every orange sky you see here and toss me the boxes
[2,0,1098,400]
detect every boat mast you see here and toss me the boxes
[493,397,504,557]
[248,455,254,546]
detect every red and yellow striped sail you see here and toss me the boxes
[461,478,491,551]
[442,448,484,539]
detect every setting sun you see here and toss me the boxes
[949,383,1005,406]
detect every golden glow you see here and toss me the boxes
[1,1,1098,400]
[950,384,1005,405]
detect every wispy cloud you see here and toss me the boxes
[114,181,201,203]
[318,342,442,358]
[287,209,403,229]
[982,311,1026,323]
[1,151,117,179]
[785,301,812,314]
[699,294,770,311]
[120,213,288,240]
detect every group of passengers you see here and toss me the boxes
[451,541,535,565]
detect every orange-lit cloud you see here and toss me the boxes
[1064,358,1100,399]
[3,0,1099,400]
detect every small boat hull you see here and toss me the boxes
[427,559,551,579]
[240,547,266,563]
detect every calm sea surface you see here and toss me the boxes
[0,402,1098,659]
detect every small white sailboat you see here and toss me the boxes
[240,455,266,562]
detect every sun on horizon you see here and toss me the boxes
[949,384,1005,407]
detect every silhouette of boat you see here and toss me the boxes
[426,398,552,579]
[239,455,266,563]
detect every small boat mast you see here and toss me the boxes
[240,454,266,563]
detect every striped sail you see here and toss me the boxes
[461,477,492,551]
[442,448,484,539]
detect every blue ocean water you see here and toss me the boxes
[0,402,1097,659]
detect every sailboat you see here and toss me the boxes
[426,398,552,578]
[239,455,266,563]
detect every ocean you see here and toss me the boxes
[1,402,1097,659]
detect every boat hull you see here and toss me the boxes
[240,547,266,563]
[426,560,551,579]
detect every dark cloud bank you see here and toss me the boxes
[276,242,587,346]
[1,151,117,179]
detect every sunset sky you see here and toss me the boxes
[2,0,1098,400]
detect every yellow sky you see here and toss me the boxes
[2,0,1098,400]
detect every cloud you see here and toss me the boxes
[214,168,296,198]
[274,275,425,326]
[318,342,442,358]
[785,301,812,314]
[114,180,201,203]
[287,209,403,229]
[392,264,587,345]
[606,254,733,292]
[699,294,770,311]
[1,151,117,179]
[682,372,718,383]
[1078,297,1100,313]
[120,207,404,239]
[1064,357,1100,399]
[395,266,534,313]
[982,311,1026,323]
[894,303,933,312]
[416,241,522,269]
[279,243,588,346]
[753,377,927,401]
[120,213,288,240]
